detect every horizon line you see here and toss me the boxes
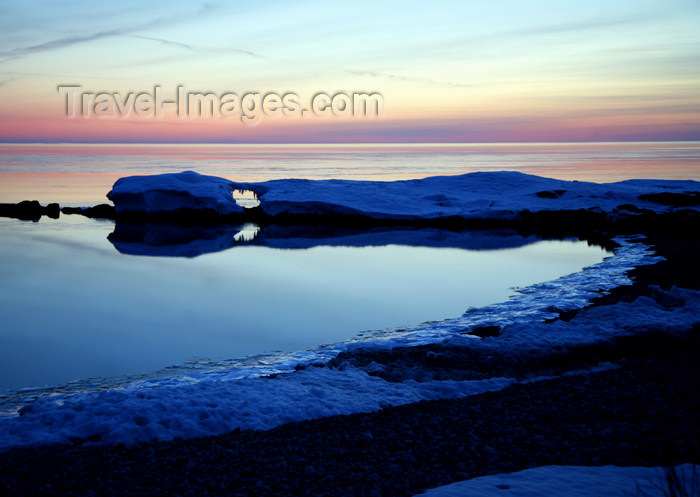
[1,140,699,146]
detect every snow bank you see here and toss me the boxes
[0,368,513,449]
[232,171,700,219]
[107,171,244,215]
[105,170,699,220]
[413,464,699,497]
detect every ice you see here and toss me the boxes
[0,368,514,448]
[413,464,700,497]
[231,171,700,219]
[107,170,244,215]
[106,170,699,219]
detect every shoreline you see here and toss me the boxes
[0,213,699,495]
[1,170,699,495]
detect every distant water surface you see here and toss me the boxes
[0,142,698,204]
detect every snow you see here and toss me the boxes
[0,368,514,448]
[106,170,700,219]
[107,171,244,215]
[413,464,699,497]
[231,171,700,219]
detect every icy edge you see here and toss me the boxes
[3,237,699,451]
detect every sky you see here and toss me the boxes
[0,0,698,143]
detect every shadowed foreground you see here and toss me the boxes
[0,328,698,497]
[1,216,699,496]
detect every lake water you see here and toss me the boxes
[0,215,610,395]
[0,141,696,399]
[0,142,699,205]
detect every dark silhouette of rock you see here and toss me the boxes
[468,325,501,338]
[535,189,566,199]
[638,191,700,207]
[62,204,116,219]
[0,200,44,221]
[616,204,642,213]
[0,201,63,220]
[44,203,60,219]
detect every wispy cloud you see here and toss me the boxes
[0,3,217,64]
[0,28,135,62]
[123,34,265,59]
[507,16,651,37]
[125,34,195,51]
[346,70,476,88]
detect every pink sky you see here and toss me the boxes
[1,1,699,143]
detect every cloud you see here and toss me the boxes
[0,3,218,64]
[0,28,132,61]
[123,35,265,59]
[507,16,650,37]
[125,34,195,51]
[346,70,476,88]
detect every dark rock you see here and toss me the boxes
[638,191,700,207]
[62,204,116,219]
[616,204,642,213]
[85,204,116,219]
[0,200,43,221]
[44,203,60,219]
[535,190,566,199]
[468,325,501,338]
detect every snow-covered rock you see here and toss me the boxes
[107,171,244,215]
[413,464,699,497]
[235,171,700,219]
[106,170,699,220]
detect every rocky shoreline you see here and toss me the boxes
[0,329,698,496]
[0,206,699,496]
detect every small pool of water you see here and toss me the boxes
[0,216,610,394]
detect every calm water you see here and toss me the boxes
[0,142,699,204]
[0,142,694,395]
[0,215,609,394]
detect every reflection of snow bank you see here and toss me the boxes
[108,222,259,257]
[3,235,699,451]
[414,464,700,497]
[107,171,244,215]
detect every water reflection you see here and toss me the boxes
[108,221,545,257]
[108,222,261,257]
[0,216,609,395]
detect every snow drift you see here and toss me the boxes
[107,171,245,215]
[105,170,700,220]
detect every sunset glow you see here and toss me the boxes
[1,0,698,143]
